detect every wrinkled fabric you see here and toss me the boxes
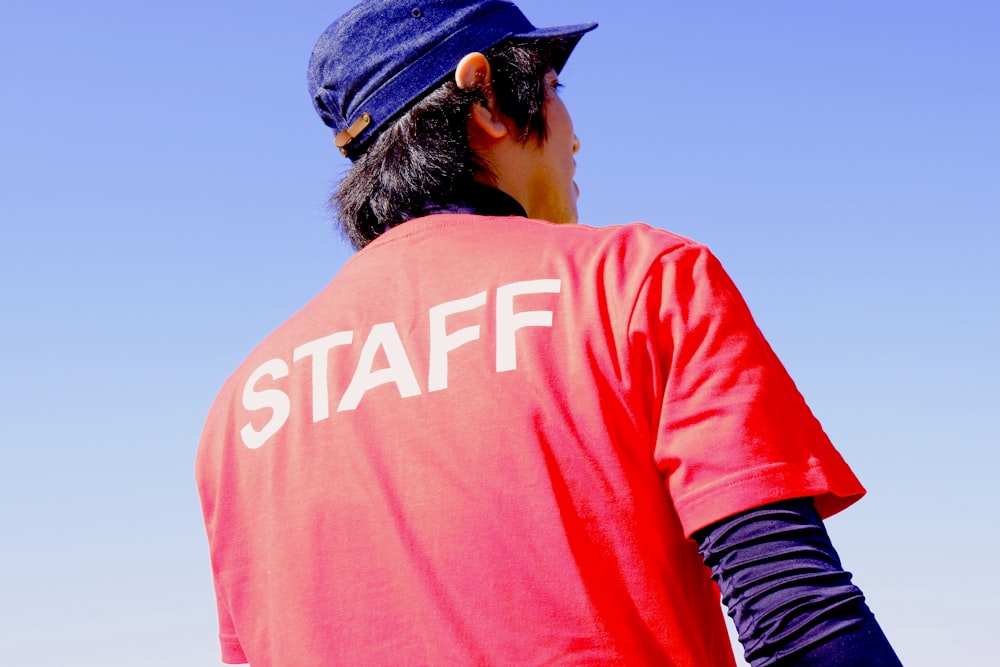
[696,498,902,667]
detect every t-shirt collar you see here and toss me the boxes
[421,183,527,218]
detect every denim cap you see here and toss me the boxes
[308,0,596,160]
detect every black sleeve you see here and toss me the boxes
[693,498,903,666]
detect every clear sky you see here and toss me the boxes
[2,1,997,665]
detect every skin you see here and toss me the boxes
[455,52,581,224]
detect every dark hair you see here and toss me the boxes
[332,39,567,250]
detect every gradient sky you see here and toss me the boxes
[2,1,997,665]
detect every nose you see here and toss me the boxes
[572,135,580,155]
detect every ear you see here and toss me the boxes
[456,52,508,140]
[455,52,490,91]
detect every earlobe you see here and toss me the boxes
[470,103,508,139]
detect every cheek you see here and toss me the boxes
[553,105,572,140]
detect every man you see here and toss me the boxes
[197,1,903,665]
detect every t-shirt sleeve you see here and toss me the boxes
[215,593,248,664]
[198,396,250,666]
[205,499,249,664]
[638,243,865,536]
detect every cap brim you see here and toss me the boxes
[512,21,597,72]
[515,21,598,42]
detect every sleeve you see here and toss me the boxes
[694,498,902,666]
[197,392,250,666]
[639,243,866,536]
[214,590,249,665]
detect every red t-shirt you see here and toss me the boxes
[196,214,865,666]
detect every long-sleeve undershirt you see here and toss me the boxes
[694,498,902,666]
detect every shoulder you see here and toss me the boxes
[483,216,714,267]
[372,213,704,251]
[550,220,724,288]
[531,218,703,252]
[534,219,716,272]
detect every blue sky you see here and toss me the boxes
[2,1,997,664]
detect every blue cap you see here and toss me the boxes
[307,0,597,160]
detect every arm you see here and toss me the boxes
[693,498,902,666]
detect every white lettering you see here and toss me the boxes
[240,359,291,449]
[338,322,422,411]
[496,279,562,372]
[238,279,562,448]
[293,331,354,423]
[428,291,487,392]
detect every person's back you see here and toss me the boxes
[197,2,903,665]
[199,214,866,665]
